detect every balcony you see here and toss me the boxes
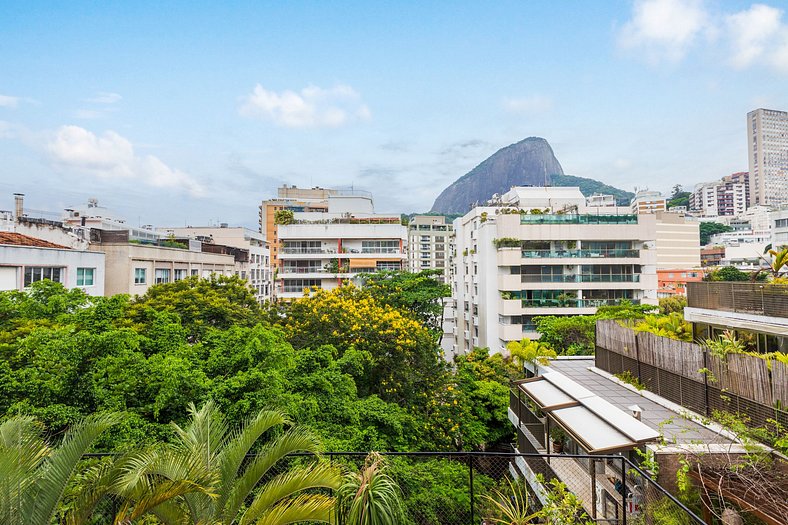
[520,214,638,225]
[521,298,640,308]
[521,249,640,259]
[686,281,788,319]
[521,274,641,283]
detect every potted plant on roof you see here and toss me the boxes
[550,426,566,454]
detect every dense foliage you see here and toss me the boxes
[0,276,512,454]
[699,222,733,245]
[549,174,634,206]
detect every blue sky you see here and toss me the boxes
[1,0,787,227]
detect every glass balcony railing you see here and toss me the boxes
[520,274,641,283]
[520,214,638,225]
[521,298,640,308]
[521,249,640,258]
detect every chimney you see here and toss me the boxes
[13,193,24,221]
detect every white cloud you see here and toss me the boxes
[618,0,788,73]
[726,4,788,72]
[239,83,371,128]
[617,0,709,62]
[0,95,19,108]
[47,125,205,196]
[502,95,553,114]
[87,92,122,104]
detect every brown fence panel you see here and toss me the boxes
[772,360,788,408]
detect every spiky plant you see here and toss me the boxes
[481,477,540,525]
[335,453,405,525]
[125,401,342,524]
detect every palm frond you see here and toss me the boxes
[240,462,342,525]
[249,493,336,525]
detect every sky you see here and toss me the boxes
[1,0,787,228]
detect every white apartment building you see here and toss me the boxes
[630,190,666,214]
[0,232,105,295]
[772,208,788,247]
[275,191,407,299]
[158,226,272,303]
[690,173,748,217]
[748,108,788,207]
[407,215,452,282]
[585,194,617,208]
[452,187,657,355]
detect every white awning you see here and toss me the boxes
[517,372,661,454]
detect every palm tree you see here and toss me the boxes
[506,338,557,370]
[127,401,342,524]
[0,413,119,525]
[335,453,405,525]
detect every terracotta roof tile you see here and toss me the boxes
[0,232,69,249]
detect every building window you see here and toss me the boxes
[174,269,186,281]
[191,269,199,276]
[155,268,171,284]
[24,267,63,287]
[76,267,94,286]
[134,268,147,284]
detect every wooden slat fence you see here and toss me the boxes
[595,320,787,428]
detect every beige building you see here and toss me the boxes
[158,226,272,303]
[452,187,657,355]
[654,212,700,269]
[747,108,788,207]
[407,215,452,282]
[90,230,237,297]
[630,190,667,214]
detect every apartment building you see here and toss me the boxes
[273,189,406,299]
[158,226,272,302]
[772,208,788,247]
[407,215,452,282]
[89,229,237,296]
[585,193,617,208]
[630,190,666,214]
[0,232,105,295]
[747,108,788,207]
[259,186,333,269]
[690,173,749,217]
[451,187,657,355]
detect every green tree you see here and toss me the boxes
[704,266,751,282]
[129,275,263,341]
[533,315,596,355]
[360,270,450,340]
[659,296,687,314]
[128,401,342,524]
[699,222,732,245]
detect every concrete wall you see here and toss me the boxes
[0,245,105,295]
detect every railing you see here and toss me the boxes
[521,214,638,225]
[521,274,641,283]
[280,248,330,254]
[522,249,640,258]
[686,281,788,319]
[521,298,640,308]
[507,387,705,525]
[84,449,705,525]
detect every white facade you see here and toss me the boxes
[407,215,452,282]
[691,179,747,217]
[772,208,788,247]
[275,194,406,299]
[451,187,657,356]
[748,108,788,207]
[158,226,272,303]
[654,212,701,269]
[0,242,105,296]
[630,190,667,214]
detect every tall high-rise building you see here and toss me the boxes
[407,215,453,282]
[747,108,788,206]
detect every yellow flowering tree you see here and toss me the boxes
[282,285,445,405]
